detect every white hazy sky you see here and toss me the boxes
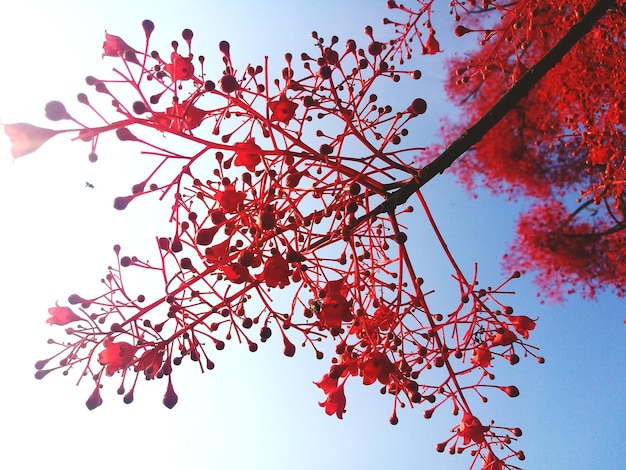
[0,1,624,469]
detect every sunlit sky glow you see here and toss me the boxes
[0,1,624,469]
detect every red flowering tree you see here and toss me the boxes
[6,1,620,468]
[440,0,626,301]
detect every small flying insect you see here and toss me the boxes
[308,298,322,315]
[85,182,95,189]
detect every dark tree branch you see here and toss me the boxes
[368,0,616,219]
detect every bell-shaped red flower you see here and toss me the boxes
[233,138,263,172]
[98,339,137,376]
[221,263,252,284]
[482,451,504,470]
[204,239,231,266]
[216,185,245,213]
[457,412,489,445]
[166,101,207,131]
[470,344,493,368]
[314,373,338,394]
[135,348,164,379]
[319,279,353,332]
[360,351,394,385]
[423,29,441,55]
[4,123,60,158]
[268,95,298,124]
[508,315,537,339]
[261,252,291,288]
[490,328,517,347]
[47,305,82,325]
[164,52,195,82]
[318,381,346,419]
[102,32,134,58]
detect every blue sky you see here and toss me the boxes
[0,1,624,469]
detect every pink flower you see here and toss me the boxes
[102,32,134,58]
[135,348,164,379]
[47,305,82,325]
[3,123,60,158]
[98,339,137,376]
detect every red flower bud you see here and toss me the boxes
[501,385,520,397]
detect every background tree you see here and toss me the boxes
[440,0,626,301]
[1,1,623,469]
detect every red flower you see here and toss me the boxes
[350,304,394,340]
[135,348,164,379]
[261,252,291,288]
[318,381,346,419]
[98,339,137,376]
[588,146,613,166]
[458,412,489,445]
[470,344,493,368]
[216,185,245,213]
[165,101,207,131]
[508,315,537,339]
[102,32,134,58]
[268,95,298,124]
[319,279,353,332]
[490,328,517,347]
[47,304,82,325]
[372,304,394,331]
[4,123,59,158]
[314,373,338,394]
[164,52,195,81]
[360,351,394,385]
[233,138,263,172]
[222,263,252,284]
[204,239,231,266]
[482,451,504,470]
[423,29,441,55]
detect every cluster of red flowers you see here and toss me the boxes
[4,2,577,468]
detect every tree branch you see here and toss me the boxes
[366,0,617,219]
